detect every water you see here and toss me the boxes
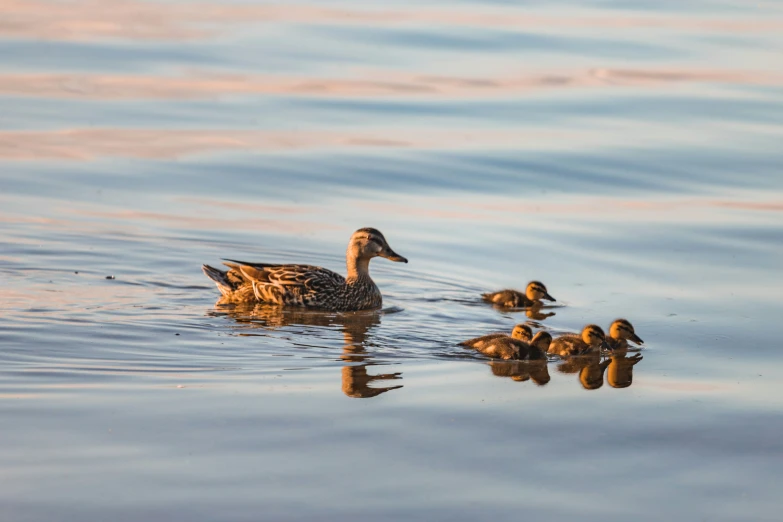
[2,1,783,520]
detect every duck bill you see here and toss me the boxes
[380,248,408,263]
[630,334,644,345]
[600,339,610,351]
[543,292,556,302]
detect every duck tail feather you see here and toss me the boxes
[202,264,233,296]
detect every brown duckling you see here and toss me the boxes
[465,331,552,360]
[482,281,556,308]
[605,318,644,352]
[459,324,532,351]
[548,324,608,357]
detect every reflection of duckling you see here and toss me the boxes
[606,319,644,352]
[580,358,611,390]
[557,354,610,390]
[524,304,557,321]
[607,353,643,388]
[482,281,556,308]
[465,331,552,360]
[548,324,608,357]
[488,359,550,385]
[459,324,532,351]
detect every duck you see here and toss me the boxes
[547,324,608,357]
[202,228,407,311]
[463,331,552,360]
[605,318,644,351]
[459,324,532,351]
[482,281,556,308]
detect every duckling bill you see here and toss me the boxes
[202,228,407,311]
[482,281,555,308]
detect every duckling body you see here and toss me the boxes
[465,331,552,360]
[605,319,644,351]
[548,324,607,357]
[459,324,532,351]
[482,281,555,308]
[202,228,407,311]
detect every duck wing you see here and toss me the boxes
[482,289,526,307]
[223,260,345,306]
[459,333,506,349]
[548,334,583,357]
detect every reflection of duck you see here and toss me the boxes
[522,304,557,321]
[211,303,402,398]
[606,319,644,352]
[462,331,552,360]
[607,353,643,388]
[556,354,610,390]
[460,324,532,351]
[202,228,407,310]
[489,359,551,385]
[482,281,556,308]
[548,324,608,357]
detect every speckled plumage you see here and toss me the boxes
[481,281,555,308]
[202,228,407,311]
[459,324,532,352]
[463,331,552,361]
[548,324,607,357]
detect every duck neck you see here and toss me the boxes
[346,252,372,283]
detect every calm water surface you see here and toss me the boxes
[2,1,783,520]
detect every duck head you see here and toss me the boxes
[581,324,608,350]
[526,281,556,302]
[511,324,533,341]
[348,228,408,263]
[609,318,644,345]
[529,331,553,351]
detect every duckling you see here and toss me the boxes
[605,318,644,352]
[548,324,608,357]
[459,324,532,351]
[482,281,555,308]
[202,228,407,311]
[466,331,552,360]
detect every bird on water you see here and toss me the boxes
[202,228,407,311]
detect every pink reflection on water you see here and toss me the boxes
[2,1,781,41]
[0,69,779,100]
[69,208,340,233]
[0,128,591,160]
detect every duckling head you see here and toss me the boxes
[609,318,644,345]
[529,331,553,351]
[511,324,533,341]
[581,324,608,349]
[349,228,408,263]
[526,281,555,302]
